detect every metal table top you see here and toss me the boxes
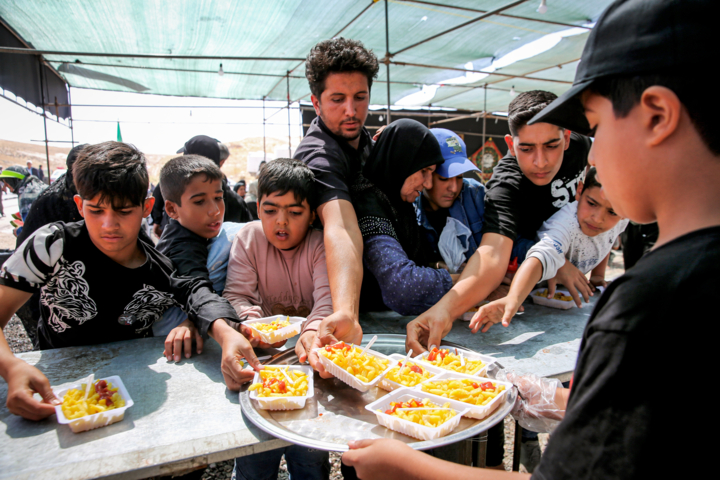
[355,295,599,381]
[0,296,595,479]
[0,337,284,480]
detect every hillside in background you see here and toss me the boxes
[0,139,70,173]
[0,137,296,183]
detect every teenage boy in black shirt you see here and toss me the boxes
[0,142,260,420]
[342,0,718,478]
[407,90,593,354]
[293,38,379,376]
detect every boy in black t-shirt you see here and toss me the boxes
[342,1,718,478]
[0,142,260,421]
[407,91,594,355]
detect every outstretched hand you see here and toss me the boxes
[4,359,60,420]
[405,309,454,355]
[164,318,203,362]
[343,438,417,480]
[469,296,523,333]
[210,320,262,391]
[304,311,363,379]
[548,260,593,308]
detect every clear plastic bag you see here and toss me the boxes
[494,369,565,433]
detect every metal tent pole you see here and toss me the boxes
[286,71,292,155]
[480,83,487,150]
[385,0,391,125]
[68,86,75,146]
[389,60,571,84]
[38,57,51,176]
[0,47,305,62]
[391,0,528,56]
[399,1,591,30]
[263,97,267,161]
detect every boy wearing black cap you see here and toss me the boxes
[342,0,718,478]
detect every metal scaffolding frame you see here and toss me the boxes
[1,0,592,161]
[398,0,592,30]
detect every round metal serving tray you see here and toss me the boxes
[239,334,515,452]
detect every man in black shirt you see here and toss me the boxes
[408,90,592,353]
[293,38,378,375]
[342,1,718,478]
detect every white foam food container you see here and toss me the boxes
[415,371,512,420]
[414,348,496,377]
[314,345,393,392]
[530,288,576,310]
[365,387,469,441]
[378,354,445,392]
[248,365,314,411]
[53,375,134,433]
[244,315,305,344]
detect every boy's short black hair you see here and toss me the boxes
[508,90,562,137]
[159,155,224,205]
[258,158,316,209]
[590,73,718,155]
[305,37,379,99]
[582,166,601,191]
[73,141,148,209]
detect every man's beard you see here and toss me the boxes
[319,108,363,141]
[337,129,361,142]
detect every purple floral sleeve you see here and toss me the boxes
[363,234,453,315]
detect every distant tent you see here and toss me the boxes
[116,122,123,142]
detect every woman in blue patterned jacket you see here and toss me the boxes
[351,119,456,315]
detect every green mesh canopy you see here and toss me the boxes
[0,0,614,113]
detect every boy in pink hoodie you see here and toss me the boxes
[223,158,332,479]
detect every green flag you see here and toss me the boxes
[116,122,123,142]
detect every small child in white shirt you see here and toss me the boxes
[470,167,628,332]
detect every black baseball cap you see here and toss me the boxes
[529,0,713,135]
[177,135,221,165]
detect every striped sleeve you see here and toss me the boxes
[0,223,65,292]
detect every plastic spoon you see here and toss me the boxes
[401,349,414,372]
[361,335,378,356]
[83,373,95,401]
[459,351,466,368]
[267,366,293,384]
[279,366,293,384]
